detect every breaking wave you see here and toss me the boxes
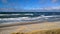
[0,15,60,24]
[0,14,33,16]
[0,12,60,24]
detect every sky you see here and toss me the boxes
[0,0,60,11]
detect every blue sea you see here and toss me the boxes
[0,12,60,24]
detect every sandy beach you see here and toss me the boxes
[0,21,60,34]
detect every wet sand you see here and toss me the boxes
[0,21,60,34]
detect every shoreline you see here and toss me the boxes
[0,21,45,28]
[0,21,60,28]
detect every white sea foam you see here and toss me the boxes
[0,14,33,16]
[24,14,33,15]
[0,15,60,24]
[0,14,21,16]
[0,15,59,20]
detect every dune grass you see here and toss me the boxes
[12,28,60,34]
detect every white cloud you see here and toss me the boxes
[28,6,60,10]
[38,0,46,4]
[51,0,57,3]
[2,0,8,4]
[37,6,60,10]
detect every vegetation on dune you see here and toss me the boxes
[12,28,60,34]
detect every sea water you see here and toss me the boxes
[0,12,60,24]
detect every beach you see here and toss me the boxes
[0,21,60,34]
[0,0,60,34]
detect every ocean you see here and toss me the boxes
[0,12,60,24]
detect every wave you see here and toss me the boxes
[23,13,33,15]
[0,15,60,23]
[0,14,34,16]
[0,15,59,20]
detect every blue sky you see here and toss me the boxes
[0,0,60,10]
